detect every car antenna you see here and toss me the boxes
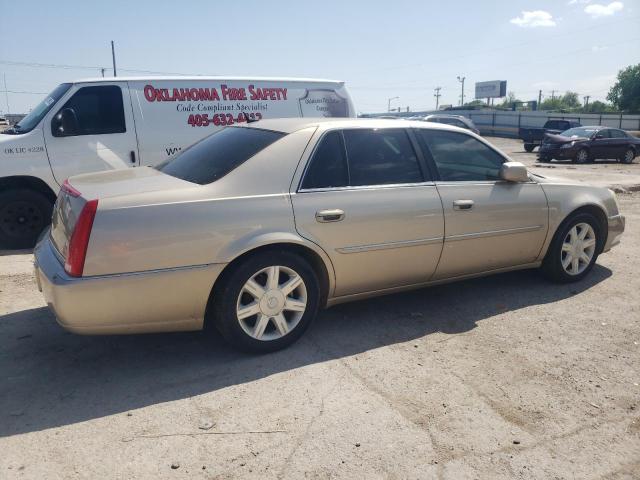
[242,111,259,123]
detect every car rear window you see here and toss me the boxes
[157,127,285,185]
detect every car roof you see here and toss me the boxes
[69,76,345,84]
[241,117,472,134]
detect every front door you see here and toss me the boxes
[291,128,444,297]
[416,128,548,279]
[590,129,613,159]
[43,83,139,184]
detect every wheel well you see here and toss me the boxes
[0,176,57,204]
[204,243,332,329]
[565,204,608,253]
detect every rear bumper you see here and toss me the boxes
[34,238,226,334]
[604,214,625,253]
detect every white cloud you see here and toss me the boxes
[591,45,608,52]
[568,0,591,5]
[510,10,557,27]
[584,2,624,17]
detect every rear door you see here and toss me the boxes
[43,83,139,183]
[416,128,548,279]
[609,129,629,158]
[291,127,444,297]
[590,129,612,159]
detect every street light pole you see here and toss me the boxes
[434,87,441,110]
[456,76,465,106]
[387,96,399,112]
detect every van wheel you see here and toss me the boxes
[210,251,320,353]
[541,212,601,283]
[0,188,53,250]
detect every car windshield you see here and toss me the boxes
[561,127,598,138]
[156,126,286,185]
[11,83,72,134]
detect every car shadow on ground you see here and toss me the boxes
[0,265,612,437]
[0,249,33,257]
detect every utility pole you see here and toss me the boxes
[387,96,399,112]
[583,95,590,108]
[538,90,542,105]
[3,74,9,115]
[111,40,117,77]
[100,68,106,78]
[434,87,442,110]
[456,76,465,106]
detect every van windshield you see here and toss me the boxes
[10,83,72,134]
[157,126,286,185]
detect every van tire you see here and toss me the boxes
[0,188,53,250]
[210,251,320,353]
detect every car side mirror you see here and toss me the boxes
[500,161,529,182]
[52,108,79,137]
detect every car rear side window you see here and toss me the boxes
[158,127,285,185]
[610,129,627,138]
[301,131,348,189]
[343,128,423,186]
[419,130,505,181]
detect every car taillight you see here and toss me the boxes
[61,179,81,198]
[64,199,98,277]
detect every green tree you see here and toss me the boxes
[561,91,581,109]
[582,100,616,113]
[607,64,640,112]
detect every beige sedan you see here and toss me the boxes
[34,118,625,352]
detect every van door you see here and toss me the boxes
[43,83,139,183]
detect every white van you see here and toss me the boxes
[0,76,355,248]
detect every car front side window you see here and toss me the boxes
[52,85,125,137]
[419,129,505,182]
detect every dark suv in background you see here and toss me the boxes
[519,119,582,152]
[538,126,639,164]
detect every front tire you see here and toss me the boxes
[541,213,601,283]
[574,148,590,164]
[210,251,320,353]
[0,188,53,250]
[524,143,535,153]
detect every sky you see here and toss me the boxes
[0,0,638,115]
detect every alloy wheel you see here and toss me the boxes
[561,222,596,276]
[623,149,634,164]
[576,149,589,163]
[236,265,307,341]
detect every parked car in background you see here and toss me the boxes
[0,117,8,127]
[538,126,639,164]
[519,119,581,152]
[0,76,356,249]
[34,118,624,352]
[421,114,480,134]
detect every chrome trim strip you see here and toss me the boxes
[445,225,543,242]
[336,236,443,254]
[299,181,437,194]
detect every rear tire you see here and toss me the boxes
[621,148,635,164]
[541,212,602,283]
[524,143,535,153]
[0,188,53,250]
[210,251,320,353]
[574,148,590,164]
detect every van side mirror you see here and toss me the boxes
[500,162,528,182]
[52,108,79,137]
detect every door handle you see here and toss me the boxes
[453,200,474,211]
[130,151,136,164]
[316,209,345,223]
